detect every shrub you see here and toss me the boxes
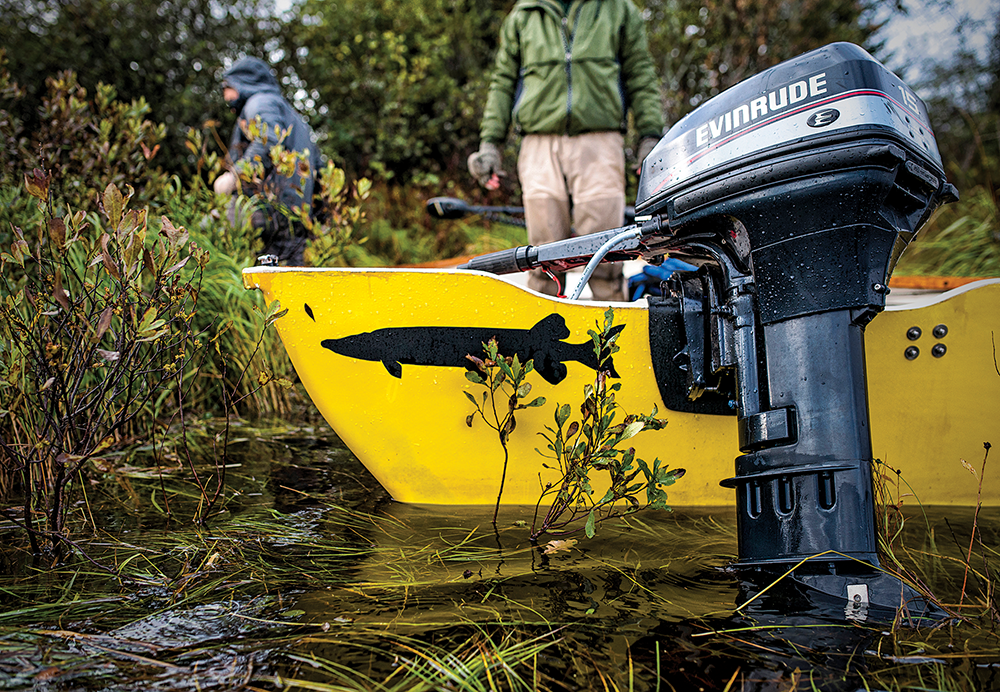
[0,175,210,552]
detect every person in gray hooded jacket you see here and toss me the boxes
[215,56,322,265]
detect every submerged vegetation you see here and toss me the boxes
[0,426,996,691]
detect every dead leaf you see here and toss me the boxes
[961,458,978,479]
[95,306,113,341]
[52,272,70,310]
[542,539,578,555]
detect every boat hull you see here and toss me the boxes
[243,267,999,507]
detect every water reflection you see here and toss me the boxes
[0,424,996,691]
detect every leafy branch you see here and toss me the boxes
[0,172,210,553]
[463,338,546,527]
[531,308,684,541]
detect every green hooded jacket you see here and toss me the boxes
[480,0,665,144]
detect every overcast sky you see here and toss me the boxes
[875,0,997,84]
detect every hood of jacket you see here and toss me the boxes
[222,57,282,113]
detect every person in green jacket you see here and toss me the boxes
[468,0,665,301]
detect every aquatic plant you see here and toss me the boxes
[873,441,998,628]
[531,308,683,541]
[0,424,996,692]
[463,338,547,526]
[463,308,684,542]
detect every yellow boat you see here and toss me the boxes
[246,44,993,609]
[242,266,999,508]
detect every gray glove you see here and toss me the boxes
[636,136,658,165]
[468,142,502,187]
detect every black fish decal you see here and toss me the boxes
[321,314,623,384]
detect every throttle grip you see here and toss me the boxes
[457,246,535,275]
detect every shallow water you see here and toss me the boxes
[0,424,997,691]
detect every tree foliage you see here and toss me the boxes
[2,0,994,260]
[891,3,1000,273]
[912,7,1000,200]
[642,0,884,124]
[0,0,281,173]
[278,0,504,181]
[2,0,892,182]
[273,0,885,181]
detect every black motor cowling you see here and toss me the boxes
[638,43,954,616]
[638,42,956,324]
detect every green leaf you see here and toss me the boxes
[137,307,161,332]
[464,370,485,384]
[584,510,596,538]
[498,357,513,380]
[635,457,651,480]
[516,382,531,398]
[620,420,645,441]
[264,301,288,328]
[556,403,571,427]
[524,396,546,408]
[485,339,498,360]
[103,183,124,228]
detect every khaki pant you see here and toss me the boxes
[518,131,626,301]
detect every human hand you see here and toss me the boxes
[214,170,237,195]
[468,142,503,188]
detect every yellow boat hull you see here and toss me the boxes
[243,268,999,507]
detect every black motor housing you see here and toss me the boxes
[637,42,955,324]
[636,42,955,606]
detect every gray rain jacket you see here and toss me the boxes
[222,57,322,216]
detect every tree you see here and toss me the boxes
[903,4,999,199]
[278,0,505,181]
[0,0,282,174]
[640,0,884,125]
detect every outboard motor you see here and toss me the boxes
[459,42,956,616]
[637,42,956,613]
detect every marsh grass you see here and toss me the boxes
[874,446,998,621]
[896,186,1000,277]
[1,433,998,692]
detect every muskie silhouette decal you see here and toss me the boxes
[319,313,623,385]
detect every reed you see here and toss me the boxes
[896,186,1000,277]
